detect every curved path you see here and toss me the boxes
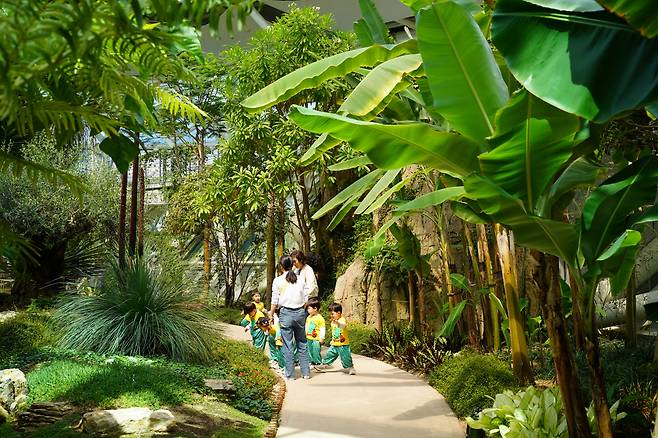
[220,323,464,438]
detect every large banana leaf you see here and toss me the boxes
[340,54,423,117]
[312,169,385,220]
[299,134,341,166]
[597,0,658,38]
[492,0,658,122]
[417,1,509,143]
[465,174,579,263]
[327,156,373,171]
[595,229,642,296]
[241,40,417,112]
[355,169,401,214]
[356,0,394,44]
[362,175,414,215]
[395,187,466,212]
[580,156,658,261]
[290,106,482,178]
[542,157,605,214]
[479,90,580,212]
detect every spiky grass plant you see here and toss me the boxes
[54,256,213,363]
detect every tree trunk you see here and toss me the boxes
[534,252,592,437]
[417,273,427,333]
[584,328,614,438]
[137,167,145,257]
[569,271,587,350]
[477,224,498,350]
[462,221,482,346]
[276,197,285,258]
[265,198,276,306]
[408,271,416,326]
[495,225,534,385]
[118,171,128,269]
[625,271,637,348]
[297,171,312,254]
[374,270,383,332]
[128,155,139,258]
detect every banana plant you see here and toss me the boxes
[242,1,658,436]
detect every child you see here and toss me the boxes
[315,303,355,375]
[252,291,265,312]
[256,317,285,369]
[240,302,267,350]
[305,298,325,365]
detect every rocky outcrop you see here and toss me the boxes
[16,402,74,432]
[81,407,175,436]
[333,256,369,322]
[0,369,28,420]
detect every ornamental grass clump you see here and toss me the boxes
[53,257,213,363]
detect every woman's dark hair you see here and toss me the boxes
[279,255,297,284]
[290,249,306,264]
[328,302,343,313]
[243,302,256,314]
[305,252,323,273]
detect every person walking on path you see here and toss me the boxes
[316,302,356,375]
[269,255,311,380]
[305,298,325,365]
[291,250,318,299]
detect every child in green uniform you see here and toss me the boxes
[315,303,356,375]
[240,302,267,350]
[256,317,284,369]
[252,292,265,312]
[305,298,325,365]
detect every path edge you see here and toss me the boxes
[263,373,286,438]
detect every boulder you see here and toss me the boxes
[204,379,235,392]
[81,407,175,436]
[333,256,369,322]
[0,369,28,419]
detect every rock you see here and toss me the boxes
[16,402,74,432]
[0,369,28,418]
[0,311,17,324]
[334,256,369,322]
[82,407,175,436]
[204,379,235,392]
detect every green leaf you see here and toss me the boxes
[354,19,376,46]
[241,40,418,112]
[364,234,386,259]
[480,90,580,212]
[450,201,491,224]
[465,174,579,263]
[340,54,423,117]
[328,199,359,231]
[312,169,385,220]
[358,0,393,44]
[396,187,466,212]
[596,230,641,297]
[417,1,509,142]
[580,156,658,261]
[362,175,414,215]
[328,156,373,171]
[290,106,482,178]
[596,229,641,261]
[492,0,658,122]
[597,0,658,38]
[543,157,605,212]
[489,293,509,320]
[99,134,139,174]
[299,134,342,166]
[355,169,401,214]
[438,300,467,337]
[450,273,470,291]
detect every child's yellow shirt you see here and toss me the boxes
[254,301,265,312]
[305,314,326,341]
[330,317,349,346]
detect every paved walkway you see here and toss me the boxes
[219,323,465,438]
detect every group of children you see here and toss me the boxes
[240,292,355,376]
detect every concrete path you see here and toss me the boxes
[219,323,465,438]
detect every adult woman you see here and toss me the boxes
[269,255,311,380]
[290,249,319,299]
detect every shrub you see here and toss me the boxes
[206,306,244,325]
[361,323,452,374]
[467,386,627,437]
[53,256,214,363]
[0,311,56,367]
[347,322,376,354]
[429,351,521,418]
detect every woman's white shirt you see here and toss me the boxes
[272,272,307,309]
[297,264,318,298]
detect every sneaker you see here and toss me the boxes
[302,375,310,380]
[314,364,330,372]
[347,367,356,375]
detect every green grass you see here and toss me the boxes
[206,306,243,325]
[0,311,57,367]
[0,424,20,438]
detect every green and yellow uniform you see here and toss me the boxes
[240,310,267,350]
[322,316,353,368]
[305,314,326,365]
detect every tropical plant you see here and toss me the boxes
[467,386,627,438]
[241,1,658,435]
[53,255,214,363]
